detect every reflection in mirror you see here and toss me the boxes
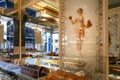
[0,0,58,79]
[108,0,120,79]
[23,0,59,68]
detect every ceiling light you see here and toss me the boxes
[41,10,51,18]
[55,18,59,22]
[41,13,51,17]
[41,18,47,21]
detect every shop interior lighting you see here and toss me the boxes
[41,10,51,18]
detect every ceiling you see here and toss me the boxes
[1,0,120,15]
[0,0,59,27]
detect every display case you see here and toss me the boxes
[41,56,59,68]
[0,61,49,80]
[25,52,59,69]
[21,64,49,78]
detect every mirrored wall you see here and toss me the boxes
[108,0,120,80]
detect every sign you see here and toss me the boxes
[34,29,41,44]
[0,25,4,42]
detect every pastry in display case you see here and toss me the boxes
[2,54,12,59]
[25,54,33,57]
[0,49,13,53]
[26,48,40,52]
[45,70,88,80]
[47,52,59,56]
[21,64,49,78]
[0,54,13,63]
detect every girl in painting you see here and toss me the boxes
[69,8,92,50]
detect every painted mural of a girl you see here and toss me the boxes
[69,8,92,50]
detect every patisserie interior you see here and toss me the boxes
[0,0,119,80]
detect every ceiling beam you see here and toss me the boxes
[4,0,42,15]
